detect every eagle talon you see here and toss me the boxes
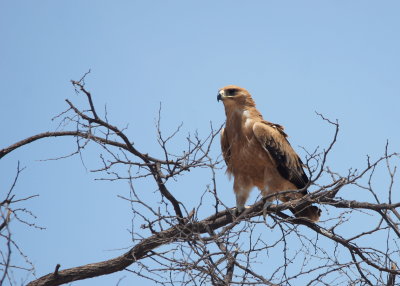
[231,205,250,218]
[235,208,243,216]
[236,205,245,214]
[228,208,239,217]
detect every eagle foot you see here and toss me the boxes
[231,205,250,217]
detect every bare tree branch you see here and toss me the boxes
[2,77,399,285]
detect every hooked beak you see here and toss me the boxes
[217,90,223,102]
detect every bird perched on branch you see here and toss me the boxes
[217,85,321,222]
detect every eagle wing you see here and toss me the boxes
[220,128,231,166]
[252,121,309,190]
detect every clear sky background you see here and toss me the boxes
[1,1,400,285]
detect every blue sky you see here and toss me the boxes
[1,1,400,285]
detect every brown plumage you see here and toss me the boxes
[218,85,321,222]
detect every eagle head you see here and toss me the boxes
[217,85,256,108]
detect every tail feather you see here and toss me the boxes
[291,205,321,222]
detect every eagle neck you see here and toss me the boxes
[225,106,261,138]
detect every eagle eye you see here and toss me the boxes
[227,88,238,96]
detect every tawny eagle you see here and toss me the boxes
[217,85,320,222]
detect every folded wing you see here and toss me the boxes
[252,121,309,191]
[220,128,231,166]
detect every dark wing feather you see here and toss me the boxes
[220,128,231,166]
[253,121,309,190]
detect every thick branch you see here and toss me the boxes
[27,251,134,286]
[27,193,400,286]
[26,207,236,286]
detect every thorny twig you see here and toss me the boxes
[1,77,399,286]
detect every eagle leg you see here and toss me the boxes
[234,183,251,215]
[262,201,273,220]
[236,202,245,214]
